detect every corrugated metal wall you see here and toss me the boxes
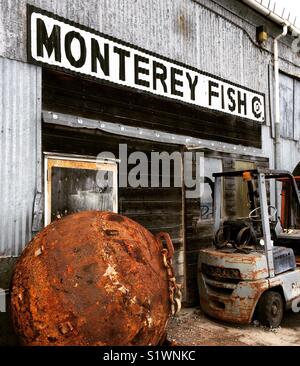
[280,73,294,139]
[277,73,300,174]
[0,57,41,256]
[279,73,300,140]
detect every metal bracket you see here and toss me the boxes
[32,192,44,233]
[0,289,7,313]
[258,173,275,278]
[213,176,222,235]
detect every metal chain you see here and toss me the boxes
[161,248,182,315]
[156,232,182,315]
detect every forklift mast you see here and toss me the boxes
[212,169,300,278]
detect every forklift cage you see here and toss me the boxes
[212,169,300,278]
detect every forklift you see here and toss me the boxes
[198,169,300,327]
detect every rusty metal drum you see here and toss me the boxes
[10,211,174,345]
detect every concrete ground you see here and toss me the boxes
[167,307,300,346]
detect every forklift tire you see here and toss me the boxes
[256,291,284,328]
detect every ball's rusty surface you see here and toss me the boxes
[11,211,171,345]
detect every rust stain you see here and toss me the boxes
[178,14,186,34]
[200,248,269,280]
[199,274,269,324]
[10,211,172,346]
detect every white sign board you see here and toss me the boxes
[28,5,265,123]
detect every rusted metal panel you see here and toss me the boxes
[197,247,300,323]
[198,272,269,323]
[0,57,41,256]
[198,248,269,281]
[269,269,300,309]
[11,211,175,345]
[197,246,270,323]
[44,155,118,225]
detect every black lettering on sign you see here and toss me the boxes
[171,67,183,97]
[134,55,150,87]
[227,88,236,112]
[208,80,219,106]
[186,72,198,101]
[252,96,262,119]
[113,47,130,81]
[221,85,225,110]
[152,61,167,93]
[91,39,109,76]
[28,7,265,123]
[65,31,87,68]
[36,18,61,62]
[237,91,247,115]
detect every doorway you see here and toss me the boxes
[44,154,118,226]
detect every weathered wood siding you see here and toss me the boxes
[43,70,261,148]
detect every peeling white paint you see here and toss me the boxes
[103,264,118,280]
[103,263,130,295]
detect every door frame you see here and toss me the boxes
[44,152,118,226]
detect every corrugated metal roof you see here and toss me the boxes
[0,57,41,256]
[259,0,300,29]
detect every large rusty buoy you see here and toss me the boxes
[11,211,180,345]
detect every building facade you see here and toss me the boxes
[1,0,300,324]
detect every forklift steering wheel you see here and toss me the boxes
[248,206,277,222]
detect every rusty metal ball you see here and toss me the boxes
[10,211,171,345]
